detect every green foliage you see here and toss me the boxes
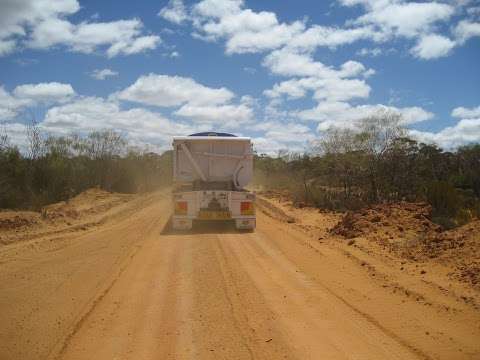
[425,181,461,218]
[0,130,172,210]
[254,111,480,227]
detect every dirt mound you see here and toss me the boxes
[434,221,480,287]
[256,197,295,223]
[1,188,135,245]
[330,202,440,239]
[331,202,480,289]
[41,188,133,222]
[0,211,41,230]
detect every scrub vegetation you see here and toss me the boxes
[254,110,480,229]
[2,110,479,229]
[0,124,172,210]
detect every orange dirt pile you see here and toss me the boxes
[0,211,41,230]
[331,202,480,289]
[0,188,134,245]
[330,202,440,240]
[41,188,133,222]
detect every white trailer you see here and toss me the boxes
[171,132,256,231]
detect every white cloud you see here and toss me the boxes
[0,0,79,38]
[262,48,369,79]
[159,0,188,24]
[251,121,316,154]
[265,77,370,103]
[346,1,454,38]
[189,1,388,55]
[410,34,455,59]
[296,102,433,130]
[357,47,382,57]
[0,122,29,149]
[192,0,244,19]
[454,20,480,43]
[263,49,329,78]
[41,96,196,150]
[452,105,480,119]
[116,73,234,107]
[29,18,161,57]
[287,24,384,52]
[0,0,160,57]
[174,103,253,127]
[410,118,480,149]
[106,35,160,57]
[115,73,254,128]
[90,68,119,80]
[13,82,75,103]
[400,106,435,124]
[171,0,475,62]
[253,121,315,143]
[0,39,16,56]
[0,86,30,120]
[196,5,305,54]
[1,82,76,121]
[263,49,372,103]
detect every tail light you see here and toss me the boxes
[175,201,188,215]
[240,201,254,215]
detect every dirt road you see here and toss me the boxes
[1,192,479,360]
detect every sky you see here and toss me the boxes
[0,0,479,154]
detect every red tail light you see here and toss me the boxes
[175,201,188,215]
[240,201,254,215]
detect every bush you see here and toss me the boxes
[425,181,461,219]
[0,131,172,210]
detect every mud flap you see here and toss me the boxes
[172,218,193,230]
[235,218,256,231]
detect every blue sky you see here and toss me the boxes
[0,0,479,153]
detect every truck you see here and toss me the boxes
[171,132,256,231]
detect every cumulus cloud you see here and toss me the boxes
[192,0,244,20]
[287,24,384,52]
[340,0,478,59]
[159,0,189,24]
[296,102,433,131]
[253,121,315,143]
[410,34,456,59]
[348,1,454,38]
[251,121,315,154]
[357,47,383,57]
[0,0,160,57]
[41,96,196,150]
[0,39,16,56]
[265,76,370,103]
[116,73,234,107]
[90,68,119,80]
[13,82,75,103]
[0,86,30,120]
[263,49,372,104]
[263,48,372,79]
[180,0,467,60]
[186,0,387,55]
[0,122,29,149]
[193,4,306,54]
[1,82,75,120]
[410,118,480,149]
[174,103,253,128]
[452,105,480,119]
[115,73,253,127]
[454,20,480,43]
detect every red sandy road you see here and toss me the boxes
[1,193,479,359]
